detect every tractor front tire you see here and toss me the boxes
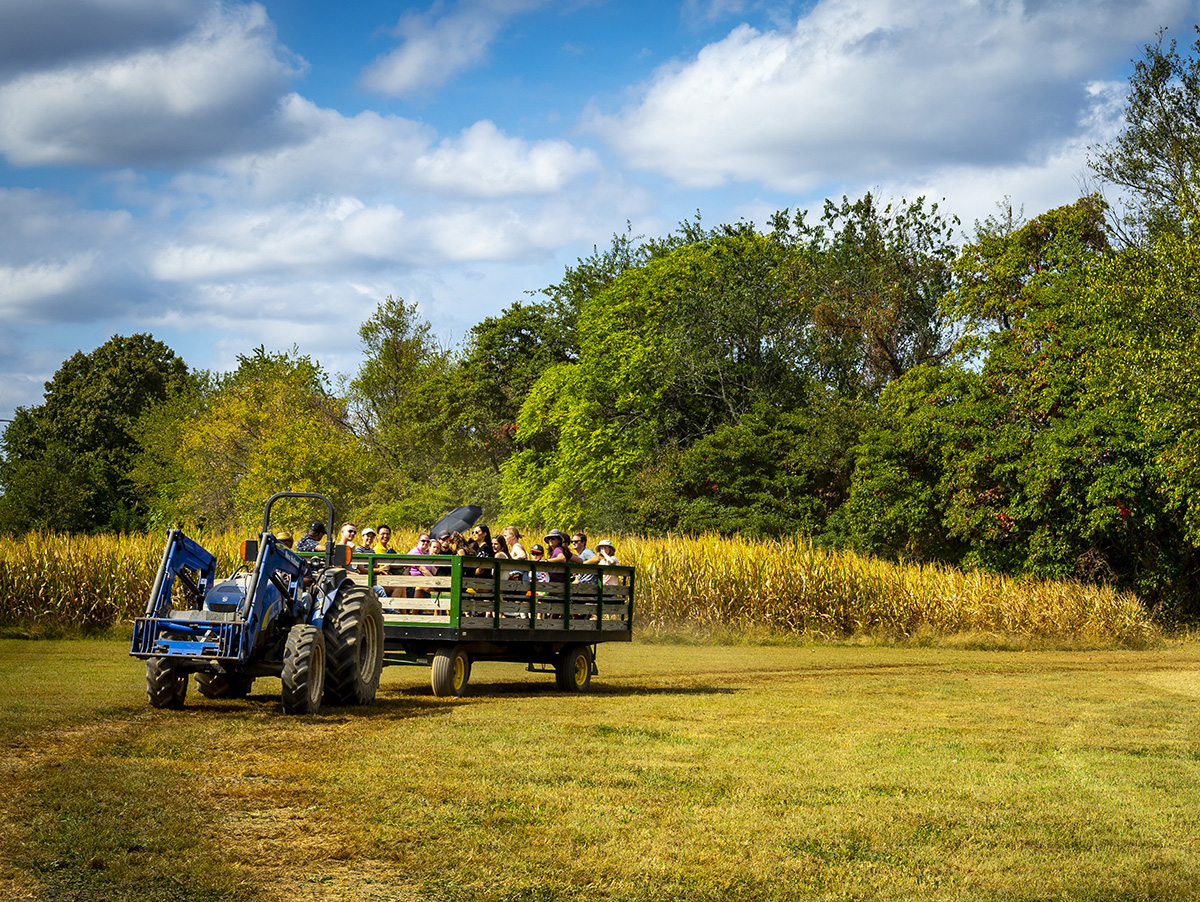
[146,657,188,709]
[195,672,254,699]
[281,624,326,715]
[323,584,385,706]
[555,644,593,692]
[431,645,470,697]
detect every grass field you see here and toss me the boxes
[4,639,1200,901]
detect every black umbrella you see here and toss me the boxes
[428,505,483,538]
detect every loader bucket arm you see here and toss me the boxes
[144,527,219,618]
[239,532,313,628]
[144,529,218,618]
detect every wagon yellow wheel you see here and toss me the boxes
[555,645,593,692]
[431,646,470,697]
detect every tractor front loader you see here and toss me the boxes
[130,492,384,715]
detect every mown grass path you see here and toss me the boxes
[2,639,1199,901]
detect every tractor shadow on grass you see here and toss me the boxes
[166,687,456,723]
[167,679,741,720]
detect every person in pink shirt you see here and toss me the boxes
[407,533,436,598]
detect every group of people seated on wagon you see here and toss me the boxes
[281,520,622,604]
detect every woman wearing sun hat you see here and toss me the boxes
[542,528,582,583]
[595,538,621,586]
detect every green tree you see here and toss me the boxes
[0,333,190,533]
[448,300,578,472]
[502,196,958,531]
[837,364,973,562]
[636,394,872,540]
[1090,26,1200,239]
[779,193,960,396]
[845,200,1191,607]
[947,195,1110,342]
[345,296,463,525]
[1089,223,1200,555]
[349,295,448,471]
[139,347,368,529]
[502,228,813,528]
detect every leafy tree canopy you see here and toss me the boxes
[502,227,812,529]
[1088,220,1200,552]
[1090,25,1200,240]
[845,200,1192,610]
[138,347,368,529]
[0,333,190,533]
[777,193,960,396]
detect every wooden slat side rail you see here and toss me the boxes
[375,575,453,590]
[380,598,450,612]
[382,613,452,625]
[303,551,634,633]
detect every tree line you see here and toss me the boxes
[5,28,1200,616]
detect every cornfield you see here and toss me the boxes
[0,529,1157,644]
[621,534,1156,645]
[0,530,246,634]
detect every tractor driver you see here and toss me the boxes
[296,521,326,553]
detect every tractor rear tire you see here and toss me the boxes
[555,644,593,692]
[146,657,188,709]
[195,672,254,699]
[323,584,385,706]
[281,624,326,715]
[431,645,470,697]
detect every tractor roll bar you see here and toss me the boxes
[261,492,337,569]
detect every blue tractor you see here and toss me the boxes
[130,492,384,714]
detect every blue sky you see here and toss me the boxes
[1,0,1196,422]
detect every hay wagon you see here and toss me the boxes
[333,550,635,696]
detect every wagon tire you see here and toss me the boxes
[146,657,188,709]
[323,584,385,706]
[555,644,593,692]
[281,624,326,715]
[431,645,470,697]
[195,672,254,699]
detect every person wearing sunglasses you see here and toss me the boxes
[529,544,550,584]
[470,524,495,556]
[406,533,436,599]
[571,533,598,585]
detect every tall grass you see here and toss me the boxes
[622,534,1156,645]
[0,530,245,634]
[0,529,1157,643]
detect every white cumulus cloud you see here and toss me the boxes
[592,0,1192,190]
[0,255,99,313]
[0,2,304,167]
[0,0,203,77]
[413,120,600,197]
[151,196,410,281]
[174,97,601,207]
[360,0,549,97]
